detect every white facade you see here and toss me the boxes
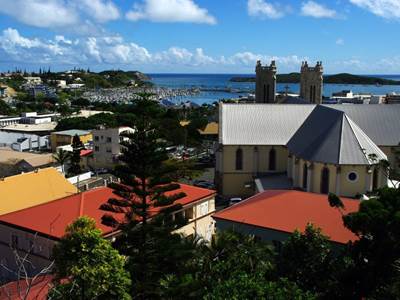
[92,127,134,169]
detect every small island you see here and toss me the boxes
[230,73,400,85]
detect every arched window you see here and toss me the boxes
[302,164,308,190]
[269,148,276,171]
[372,168,379,190]
[320,167,330,194]
[263,84,266,103]
[235,148,243,170]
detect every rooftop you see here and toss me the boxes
[0,183,215,239]
[53,129,91,136]
[287,105,387,165]
[220,103,400,146]
[0,148,53,164]
[1,122,57,132]
[0,167,78,216]
[213,189,359,244]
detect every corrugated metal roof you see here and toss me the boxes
[220,104,315,145]
[325,104,400,146]
[220,103,400,147]
[287,105,387,165]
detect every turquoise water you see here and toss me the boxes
[149,73,400,105]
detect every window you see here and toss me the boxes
[269,148,276,171]
[185,207,194,220]
[347,171,358,182]
[320,167,330,194]
[106,147,112,153]
[235,148,243,170]
[94,136,99,141]
[373,168,379,190]
[94,146,99,152]
[302,164,308,190]
[11,235,18,249]
[106,137,112,143]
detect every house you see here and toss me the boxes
[0,184,215,279]
[91,126,134,169]
[0,148,55,177]
[0,131,49,151]
[0,275,53,300]
[213,189,359,247]
[50,129,92,152]
[216,103,400,198]
[0,167,78,216]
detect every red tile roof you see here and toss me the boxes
[80,149,93,157]
[213,190,359,244]
[0,275,53,300]
[0,184,215,239]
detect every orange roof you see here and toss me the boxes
[0,275,53,300]
[213,190,359,244]
[0,184,215,239]
[0,167,78,216]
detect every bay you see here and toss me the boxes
[149,73,400,105]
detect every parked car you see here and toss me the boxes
[229,197,243,206]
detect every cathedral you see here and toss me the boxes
[255,60,323,104]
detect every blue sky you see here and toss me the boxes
[0,0,399,74]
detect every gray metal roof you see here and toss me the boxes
[220,103,400,147]
[53,129,90,136]
[287,105,387,165]
[324,104,400,146]
[220,104,315,145]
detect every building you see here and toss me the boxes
[0,167,78,216]
[0,184,215,279]
[255,60,323,104]
[0,116,20,127]
[1,122,57,136]
[255,60,277,103]
[300,61,323,104]
[0,148,55,177]
[216,103,400,198]
[50,129,92,152]
[0,131,49,151]
[23,77,42,85]
[213,190,359,247]
[385,93,400,104]
[92,126,133,169]
[0,86,7,98]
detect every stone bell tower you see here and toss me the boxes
[300,61,323,104]
[255,60,277,103]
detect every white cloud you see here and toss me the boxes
[79,0,120,22]
[336,38,344,45]
[0,0,79,28]
[126,0,216,24]
[301,1,337,18]
[0,0,120,33]
[0,28,307,72]
[350,0,400,19]
[247,0,285,19]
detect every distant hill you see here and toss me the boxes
[230,73,400,85]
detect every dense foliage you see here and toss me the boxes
[50,217,131,300]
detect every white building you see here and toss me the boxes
[92,126,134,169]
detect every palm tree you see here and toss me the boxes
[53,149,71,174]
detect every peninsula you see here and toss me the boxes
[230,73,400,85]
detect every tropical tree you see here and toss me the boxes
[52,148,70,174]
[276,224,335,297]
[50,217,131,300]
[99,95,186,298]
[67,134,84,176]
[342,187,400,297]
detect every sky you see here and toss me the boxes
[0,0,400,74]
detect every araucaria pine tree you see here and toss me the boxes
[68,134,84,176]
[100,95,186,298]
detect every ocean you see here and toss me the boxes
[149,73,400,105]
